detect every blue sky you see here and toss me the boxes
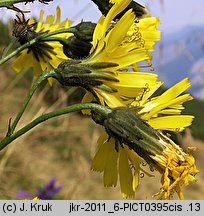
[1,0,204,34]
[142,0,204,33]
[51,0,204,34]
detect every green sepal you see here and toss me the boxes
[54,60,119,87]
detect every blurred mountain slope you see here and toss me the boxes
[153,25,204,99]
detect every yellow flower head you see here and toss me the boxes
[12,7,73,76]
[82,0,160,106]
[55,59,160,109]
[91,78,197,199]
[86,0,160,68]
[54,0,160,110]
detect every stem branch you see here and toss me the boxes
[0,103,110,150]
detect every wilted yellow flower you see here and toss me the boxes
[152,135,198,200]
[12,7,73,76]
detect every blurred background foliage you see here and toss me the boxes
[0,20,11,47]
[0,0,204,199]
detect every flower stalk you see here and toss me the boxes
[1,37,18,59]
[0,103,111,151]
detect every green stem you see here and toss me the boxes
[41,37,74,47]
[0,103,111,151]
[9,70,56,135]
[0,38,38,65]
[40,28,76,39]
[41,37,68,43]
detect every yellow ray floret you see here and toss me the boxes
[88,0,160,69]
[91,132,144,197]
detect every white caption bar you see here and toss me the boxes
[0,200,203,216]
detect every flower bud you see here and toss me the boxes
[61,22,96,59]
[62,36,92,59]
[73,22,96,42]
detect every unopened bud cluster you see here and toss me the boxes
[62,22,96,59]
